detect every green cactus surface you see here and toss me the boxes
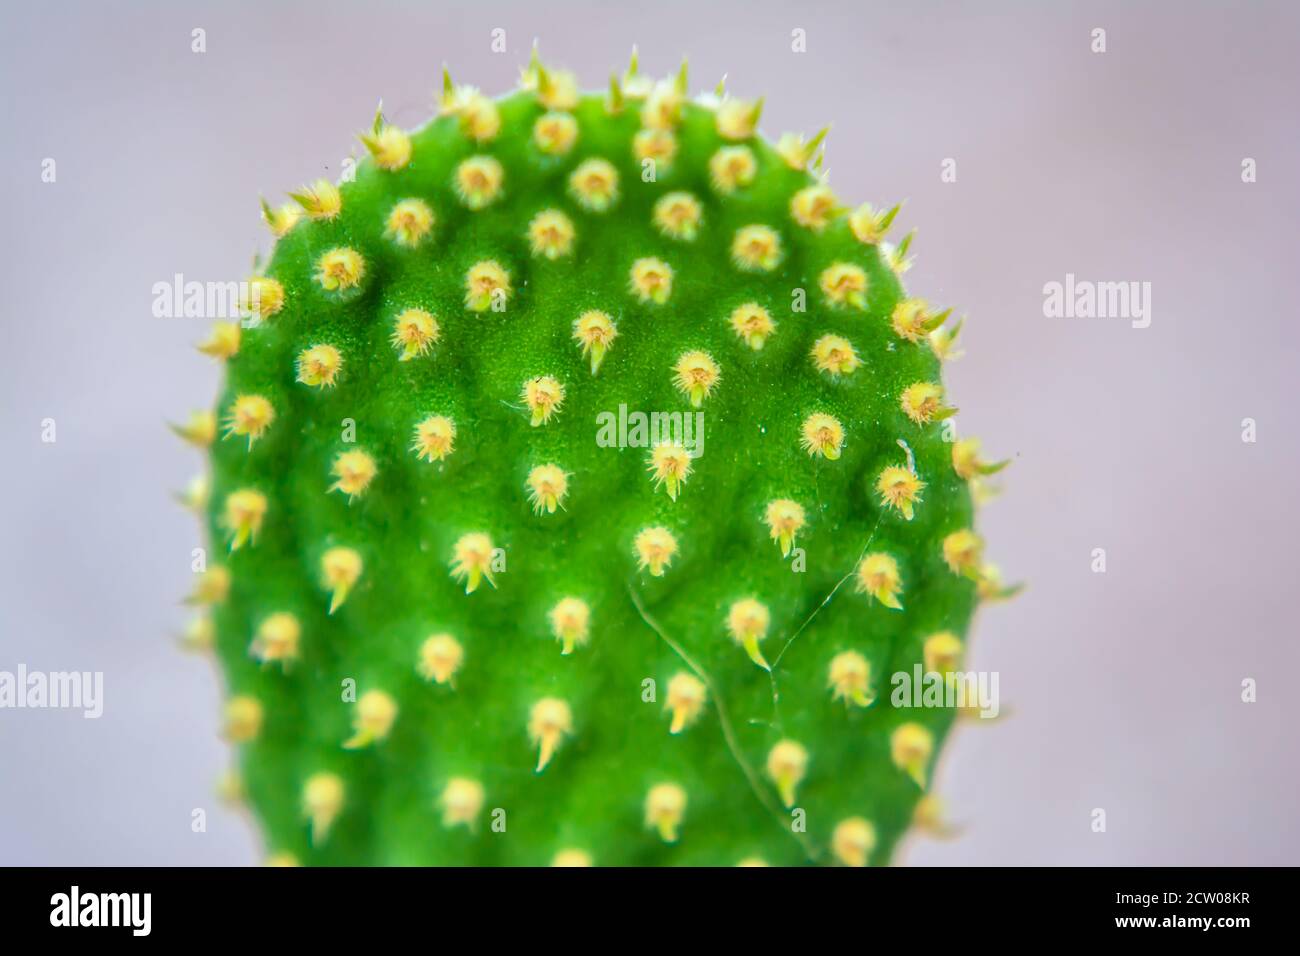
[180,51,1010,867]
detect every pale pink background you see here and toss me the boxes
[1,0,1296,865]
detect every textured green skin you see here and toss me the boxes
[204,85,977,866]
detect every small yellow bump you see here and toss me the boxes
[528,697,573,772]
[891,722,934,788]
[766,740,809,808]
[828,651,874,708]
[533,111,578,155]
[549,597,590,655]
[261,199,301,238]
[634,128,678,167]
[418,634,464,687]
[775,128,829,170]
[314,247,365,293]
[644,783,687,843]
[607,73,626,114]
[222,695,263,743]
[224,395,274,448]
[572,310,618,374]
[942,529,984,578]
[384,198,435,248]
[629,256,673,304]
[330,450,377,500]
[551,849,593,867]
[454,155,505,210]
[197,321,240,360]
[819,262,869,309]
[520,51,580,109]
[442,87,501,142]
[360,124,411,171]
[527,209,576,260]
[709,145,757,193]
[849,202,900,245]
[440,777,485,829]
[216,769,244,804]
[800,412,844,461]
[521,375,565,426]
[539,71,580,111]
[180,615,214,652]
[736,857,770,868]
[730,225,782,272]
[810,334,862,378]
[302,772,344,845]
[831,818,877,867]
[764,499,805,557]
[647,442,693,501]
[464,260,511,312]
[296,344,343,388]
[727,598,771,670]
[222,488,267,551]
[527,463,570,514]
[672,350,719,408]
[876,465,925,520]
[289,179,341,220]
[186,565,230,606]
[176,474,209,512]
[243,276,286,321]
[665,672,707,734]
[976,564,1023,602]
[883,232,915,275]
[951,438,1009,481]
[729,302,776,350]
[913,794,961,838]
[390,308,440,361]
[171,409,217,448]
[855,553,903,610]
[900,382,954,425]
[264,852,299,868]
[321,547,362,613]
[640,80,684,129]
[621,47,652,99]
[634,526,678,577]
[891,298,950,343]
[652,191,701,241]
[450,532,497,594]
[531,65,580,111]
[923,632,963,674]
[791,185,840,231]
[929,316,965,362]
[463,95,502,143]
[343,690,398,749]
[716,97,762,140]
[250,612,300,668]
[569,157,619,211]
[411,415,456,463]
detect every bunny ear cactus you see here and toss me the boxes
[177,48,1015,867]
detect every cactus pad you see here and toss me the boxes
[179,50,1010,867]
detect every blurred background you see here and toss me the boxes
[1,0,1297,865]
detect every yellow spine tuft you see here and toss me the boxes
[329,449,378,500]
[449,532,497,593]
[634,526,678,577]
[800,412,845,460]
[521,375,565,426]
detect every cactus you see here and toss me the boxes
[177,49,1013,867]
